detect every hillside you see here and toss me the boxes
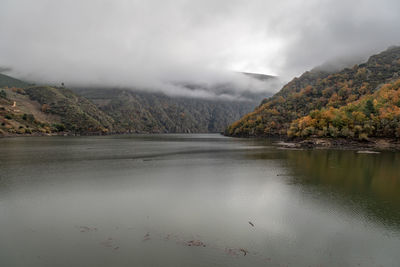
[72,72,275,134]
[1,72,273,136]
[0,81,116,135]
[0,73,30,88]
[75,88,259,133]
[226,46,400,140]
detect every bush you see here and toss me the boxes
[0,90,6,99]
[359,133,369,141]
[53,123,66,132]
[328,126,339,137]
[396,127,400,138]
[22,113,35,122]
[340,127,355,138]
[301,126,315,137]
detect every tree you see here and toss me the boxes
[364,99,376,117]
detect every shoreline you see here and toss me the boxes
[276,137,400,151]
[0,132,107,138]
[2,132,400,152]
[0,131,223,138]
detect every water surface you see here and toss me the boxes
[0,134,399,266]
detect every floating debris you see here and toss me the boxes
[142,232,151,242]
[100,239,119,250]
[224,247,249,257]
[77,226,98,233]
[225,248,239,256]
[100,238,114,248]
[240,248,248,256]
[186,240,206,247]
[248,221,255,227]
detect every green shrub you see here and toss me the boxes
[22,113,35,122]
[0,90,6,99]
[53,123,66,132]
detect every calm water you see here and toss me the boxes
[0,134,399,267]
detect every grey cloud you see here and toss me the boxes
[0,0,399,98]
[0,66,12,73]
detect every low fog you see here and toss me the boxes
[1,0,400,99]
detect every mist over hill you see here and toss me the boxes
[0,72,276,135]
[71,72,277,133]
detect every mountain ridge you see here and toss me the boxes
[0,72,273,135]
[74,87,259,133]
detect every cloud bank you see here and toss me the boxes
[1,0,400,98]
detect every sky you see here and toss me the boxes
[1,0,400,99]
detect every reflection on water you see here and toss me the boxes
[284,150,400,228]
[0,134,399,267]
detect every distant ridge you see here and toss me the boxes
[74,88,257,133]
[0,73,30,88]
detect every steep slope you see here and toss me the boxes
[0,85,116,135]
[226,46,400,138]
[24,86,116,133]
[76,88,258,133]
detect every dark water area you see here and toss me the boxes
[0,134,399,266]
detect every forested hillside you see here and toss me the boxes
[226,46,400,140]
[75,88,258,133]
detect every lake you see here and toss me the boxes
[0,134,399,266]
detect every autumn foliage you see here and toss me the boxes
[226,46,400,139]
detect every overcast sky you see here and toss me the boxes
[1,0,400,98]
